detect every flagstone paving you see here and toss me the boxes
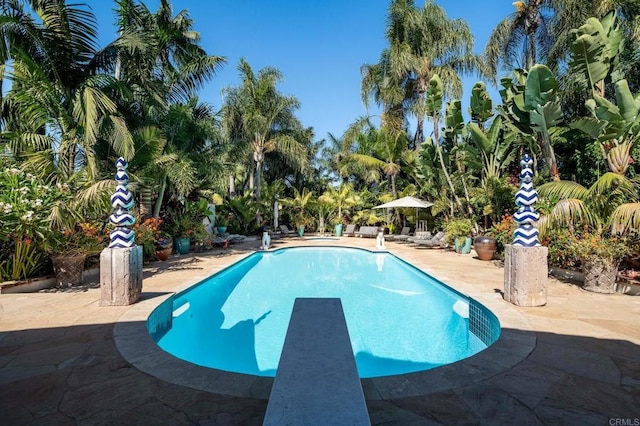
[1,237,639,425]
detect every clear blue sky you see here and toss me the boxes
[87,0,515,143]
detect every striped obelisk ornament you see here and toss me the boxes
[108,157,136,248]
[513,154,540,247]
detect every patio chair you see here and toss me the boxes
[279,225,297,236]
[414,231,446,248]
[407,231,432,244]
[343,224,357,236]
[354,226,378,238]
[387,226,411,242]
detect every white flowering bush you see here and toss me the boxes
[0,167,74,281]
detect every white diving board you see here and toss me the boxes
[263,298,371,426]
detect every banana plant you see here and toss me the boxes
[572,79,640,175]
[424,74,466,215]
[568,10,622,97]
[469,82,493,129]
[444,99,474,216]
[497,66,562,180]
[468,116,517,183]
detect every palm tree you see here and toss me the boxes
[483,0,555,78]
[281,187,314,230]
[362,0,482,149]
[349,126,408,199]
[145,97,224,217]
[1,0,134,180]
[222,59,308,200]
[108,0,225,107]
[538,173,640,237]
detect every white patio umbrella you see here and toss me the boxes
[373,196,434,230]
[372,196,434,209]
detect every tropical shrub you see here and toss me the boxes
[487,213,516,255]
[44,222,107,257]
[443,217,474,245]
[542,229,580,268]
[133,217,164,262]
[0,167,81,281]
[569,231,631,264]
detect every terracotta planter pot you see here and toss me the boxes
[474,236,497,261]
[582,258,619,293]
[154,247,172,261]
[51,254,86,287]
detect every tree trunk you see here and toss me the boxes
[412,118,424,150]
[249,165,255,196]
[539,133,560,181]
[433,118,465,215]
[255,159,263,200]
[454,151,474,216]
[153,174,167,218]
[229,174,236,198]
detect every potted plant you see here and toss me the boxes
[295,213,309,237]
[570,232,631,293]
[166,199,209,255]
[215,214,228,234]
[444,218,474,254]
[281,188,314,237]
[154,232,173,261]
[320,184,358,237]
[45,221,106,287]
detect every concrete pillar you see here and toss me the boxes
[504,244,548,307]
[100,243,143,306]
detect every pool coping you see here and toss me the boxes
[114,248,536,401]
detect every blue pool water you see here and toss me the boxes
[149,247,500,378]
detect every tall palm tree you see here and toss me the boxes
[484,0,555,78]
[222,59,308,200]
[1,0,133,180]
[349,126,408,199]
[362,0,482,149]
[108,0,225,107]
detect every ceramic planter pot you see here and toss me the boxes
[454,237,472,254]
[335,224,343,237]
[174,237,191,255]
[474,236,497,261]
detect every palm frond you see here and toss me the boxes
[538,180,588,199]
[610,203,640,235]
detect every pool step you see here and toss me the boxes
[263,298,370,426]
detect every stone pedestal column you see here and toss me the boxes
[100,246,143,306]
[99,157,143,306]
[504,244,548,306]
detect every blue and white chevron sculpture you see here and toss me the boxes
[108,157,136,248]
[513,154,540,247]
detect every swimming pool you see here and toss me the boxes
[148,247,500,378]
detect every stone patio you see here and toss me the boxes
[1,237,639,425]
